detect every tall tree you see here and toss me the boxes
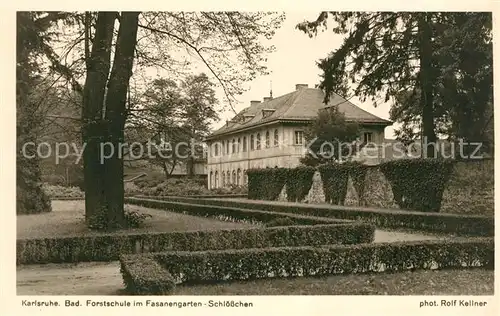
[81,12,140,229]
[126,74,219,178]
[297,12,492,157]
[35,11,284,230]
[16,12,67,214]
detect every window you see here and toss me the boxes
[214,171,219,188]
[226,172,230,185]
[210,171,213,189]
[237,169,241,185]
[222,172,225,187]
[265,131,270,148]
[225,140,229,154]
[237,138,241,153]
[256,133,261,150]
[363,132,373,144]
[214,143,219,156]
[243,169,247,184]
[274,129,279,146]
[232,170,236,184]
[243,136,247,152]
[250,135,255,150]
[232,139,236,154]
[295,131,304,145]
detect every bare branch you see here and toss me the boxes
[137,23,237,114]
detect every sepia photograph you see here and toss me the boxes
[15,9,494,300]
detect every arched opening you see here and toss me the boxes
[274,129,279,146]
[237,168,241,185]
[214,171,219,188]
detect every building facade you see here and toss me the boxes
[205,84,392,189]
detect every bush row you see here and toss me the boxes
[18,203,374,265]
[141,196,494,237]
[248,159,459,212]
[120,255,175,295]
[42,184,84,198]
[134,176,248,196]
[119,237,494,293]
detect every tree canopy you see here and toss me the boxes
[301,106,360,166]
[297,12,493,157]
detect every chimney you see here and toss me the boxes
[250,100,261,107]
[295,84,308,90]
[263,97,272,102]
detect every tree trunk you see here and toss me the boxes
[82,12,115,228]
[103,12,140,228]
[160,161,170,178]
[418,13,437,158]
[187,157,194,178]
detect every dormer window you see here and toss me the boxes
[242,114,255,123]
[262,109,275,119]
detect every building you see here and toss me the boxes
[123,158,207,185]
[204,84,392,189]
[166,158,207,180]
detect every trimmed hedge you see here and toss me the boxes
[125,197,350,226]
[247,166,316,202]
[18,200,375,264]
[379,159,455,212]
[120,255,175,295]
[318,163,350,205]
[346,162,369,205]
[119,237,494,293]
[140,196,494,237]
[246,168,288,200]
[286,166,316,202]
[246,159,463,213]
[17,223,373,265]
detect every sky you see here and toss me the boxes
[209,12,396,139]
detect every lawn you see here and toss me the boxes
[17,200,256,239]
[173,268,494,295]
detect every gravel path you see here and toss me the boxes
[17,261,123,295]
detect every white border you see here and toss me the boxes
[1,2,498,315]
